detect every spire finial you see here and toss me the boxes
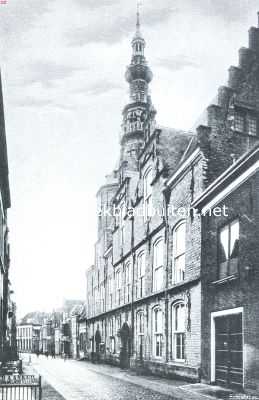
[136,1,141,32]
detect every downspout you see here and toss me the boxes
[130,215,135,359]
[163,187,170,363]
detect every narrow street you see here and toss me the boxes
[23,354,229,400]
[26,355,177,400]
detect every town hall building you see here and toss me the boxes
[84,10,259,395]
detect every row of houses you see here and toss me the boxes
[79,12,259,396]
[16,300,85,358]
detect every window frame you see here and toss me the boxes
[136,311,145,359]
[119,202,126,246]
[124,261,131,304]
[172,302,186,362]
[137,251,145,298]
[218,218,240,280]
[115,268,122,305]
[143,167,153,221]
[153,308,163,359]
[234,110,258,136]
[173,221,186,284]
[153,238,164,292]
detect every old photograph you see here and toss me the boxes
[0,0,258,399]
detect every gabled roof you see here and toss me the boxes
[192,142,259,212]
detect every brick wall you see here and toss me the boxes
[201,172,259,392]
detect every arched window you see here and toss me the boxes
[173,221,186,283]
[172,302,186,361]
[136,311,144,359]
[124,262,131,304]
[115,315,121,353]
[137,252,145,298]
[153,239,164,292]
[119,202,126,246]
[116,269,121,306]
[153,308,163,358]
[108,318,115,354]
[143,168,153,220]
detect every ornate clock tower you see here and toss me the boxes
[120,8,156,173]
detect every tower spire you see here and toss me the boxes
[136,2,141,32]
[120,5,156,167]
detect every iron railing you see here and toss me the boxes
[0,375,42,400]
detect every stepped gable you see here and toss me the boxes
[140,125,195,180]
[194,13,259,186]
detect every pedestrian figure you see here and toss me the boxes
[45,351,49,359]
[51,350,55,359]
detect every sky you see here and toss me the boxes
[0,0,258,317]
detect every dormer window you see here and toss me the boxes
[234,111,257,136]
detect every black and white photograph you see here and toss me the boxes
[0,0,258,399]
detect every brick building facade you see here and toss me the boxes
[0,71,14,362]
[85,12,259,393]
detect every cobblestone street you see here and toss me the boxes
[28,356,177,400]
[22,354,240,400]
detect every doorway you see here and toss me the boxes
[211,308,243,390]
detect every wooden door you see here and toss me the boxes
[215,313,243,389]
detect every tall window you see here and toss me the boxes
[144,168,153,220]
[115,315,121,353]
[173,222,186,283]
[234,112,245,133]
[109,318,115,353]
[137,311,144,359]
[173,302,186,361]
[125,262,131,303]
[218,219,239,279]
[116,269,121,305]
[137,252,145,298]
[120,202,125,246]
[153,308,163,358]
[100,283,105,312]
[153,239,164,292]
[247,115,257,136]
[108,275,113,309]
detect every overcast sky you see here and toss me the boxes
[0,0,258,317]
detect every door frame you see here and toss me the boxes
[211,307,244,387]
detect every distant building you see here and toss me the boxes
[70,304,85,360]
[85,11,259,395]
[54,327,62,356]
[16,323,41,353]
[40,319,55,354]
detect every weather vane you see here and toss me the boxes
[136,1,142,29]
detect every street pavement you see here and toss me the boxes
[23,354,238,400]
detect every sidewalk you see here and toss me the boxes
[24,358,65,400]
[77,360,241,400]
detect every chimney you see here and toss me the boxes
[228,66,243,90]
[249,26,259,52]
[239,47,255,70]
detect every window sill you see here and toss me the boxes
[150,357,163,362]
[210,274,239,286]
[232,129,258,138]
[168,359,186,365]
